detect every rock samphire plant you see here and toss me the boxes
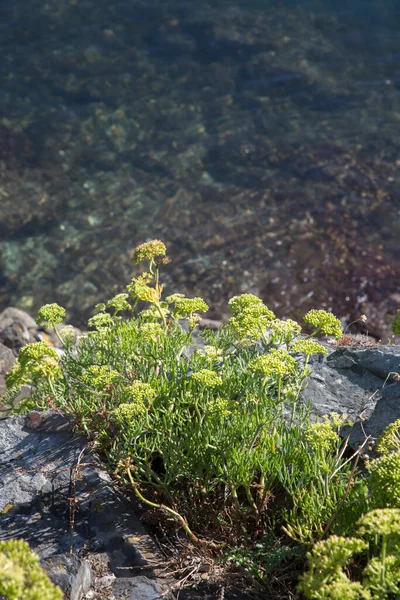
[299,419,400,600]
[5,239,396,594]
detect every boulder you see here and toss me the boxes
[301,345,400,451]
[0,306,38,352]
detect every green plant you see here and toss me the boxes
[298,509,400,599]
[0,539,63,600]
[392,311,400,335]
[4,241,365,563]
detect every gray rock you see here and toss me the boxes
[301,345,400,450]
[0,411,168,599]
[0,342,15,396]
[113,576,162,600]
[42,555,92,600]
[0,306,38,352]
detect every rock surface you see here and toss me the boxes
[301,343,400,451]
[0,411,167,600]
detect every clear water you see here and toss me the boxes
[0,0,399,337]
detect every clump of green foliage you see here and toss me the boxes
[3,240,374,588]
[392,310,400,335]
[298,508,400,599]
[299,416,400,599]
[0,539,63,600]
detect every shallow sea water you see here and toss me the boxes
[0,0,399,337]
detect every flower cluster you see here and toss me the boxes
[292,340,328,356]
[202,345,223,361]
[36,303,66,328]
[0,539,63,600]
[133,240,166,263]
[81,365,121,389]
[298,535,369,600]
[127,274,161,303]
[377,419,400,455]
[192,369,222,388]
[57,325,77,343]
[228,294,274,318]
[208,397,231,418]
[113,400,146,423]
[6,342,61,387]
[367,451,400,508]
[106,293,131,314]
[173,297,209,317]
[304,309,342,339]
[227,294,275,343]
[357,508,400,537]
[171,296,209,329]
[304,416,339,452]
[269,318,302,342]
[250,349,297,378]
[88,312,114,330]
[125,380,156,403]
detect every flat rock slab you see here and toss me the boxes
[0,411,166,600]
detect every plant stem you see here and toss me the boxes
[126,467,198,543]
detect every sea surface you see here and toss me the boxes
[0,0,399,337]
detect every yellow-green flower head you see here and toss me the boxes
[36,303,66,327]
[367,452,400,507]
[133,240,166,263]
[0,539,63,600]
[269,319,301,338]
[357,508,400,537]
[88,312,114,330]
[228,294,274,319]
[81,365,121,389]
[19,341,59,365]
[58,325,76,343]
[392,310,400,335]
[192,369,222,388]
[292,340,328,356]
[113,400,146,424]
[202,346,223,361]
[208,397,231,418]
[125,380,156,403]
[329,412,351,429]
[304,309,342,339]
[250,349,297,378]
[127,275,161,303]
[106,293,131,314]
[139,322,165,342]
[304,577,370,600]
[229,311,274,342]
[306,535,368,569]
[377,419,400,455]
[305,417,339,451]
[7,341,61,386]
[173,297,209,318]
